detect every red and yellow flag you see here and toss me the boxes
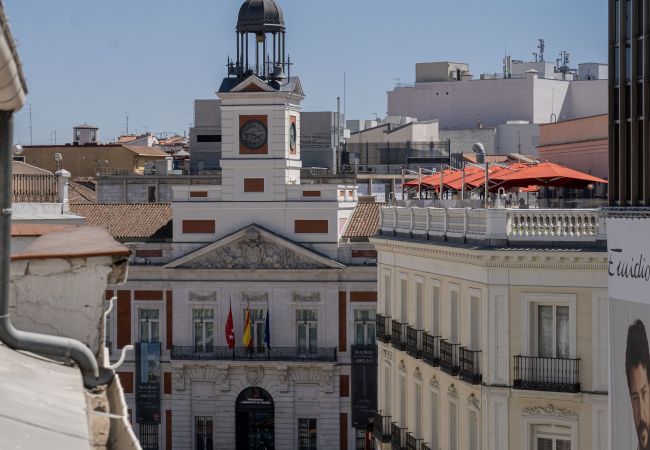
[242,308,252,348]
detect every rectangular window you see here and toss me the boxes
[431,284,440,336]
[430,390,439,450]
[414,382,422,438]
[399,374,407,427]
[449,401,458,450]
[195,416,214,450]
[148,186,156,203]
[415,279,423,329]
[182,220,215,234]
[450,288,459,344]
[536,305,569,358]
[469,410,479,450]
[196,135,221,143]
[383,366,391,416]
[296,310,318,350]
[106,313,112,348]
[139,309,160,343]
[383,273,391,317]
[470,295,481,351]
[298,418,317,450]
[193,309,214,351]
[354,309,376,345]
[294,220,329,234]
[400,276,408,322]
[244,178,265,193]
[533,424,572,450]
[248,308,267,352]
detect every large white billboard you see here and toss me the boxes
[609,216,650,450]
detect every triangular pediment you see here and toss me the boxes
[230,75,276,93]
[165,225,344,270]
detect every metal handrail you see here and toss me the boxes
[422,333,441,367]
[459,347,482,384]
[440,340,460,376]
[391,320,407,351]
[513,355,581,393]
[406,326,422,358]
[377,314,392,343]
[171,345,337,362]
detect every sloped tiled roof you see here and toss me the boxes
[68,181,96,204]
[69,203,173,240]
[122,145,168,157]
[12,161,52,175]
[342,202,387,239]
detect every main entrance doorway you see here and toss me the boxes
[235,387,275,450]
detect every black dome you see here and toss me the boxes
[237,0,285,33]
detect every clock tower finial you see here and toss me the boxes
[228,0,288,82]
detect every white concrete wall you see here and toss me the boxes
[496,123,539,155]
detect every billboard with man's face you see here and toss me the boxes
[609,217,650,450]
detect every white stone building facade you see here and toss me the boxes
[370,207,609,450]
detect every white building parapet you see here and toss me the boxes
[379,206,606,247]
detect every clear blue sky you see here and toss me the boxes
[5,0,607,145]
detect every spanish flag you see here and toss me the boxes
[242,308,252,348]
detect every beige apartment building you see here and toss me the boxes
[370,206,608,450]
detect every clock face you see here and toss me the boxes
[240,120,267,150]
[289,122,297,152]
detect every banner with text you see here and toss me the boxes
[351,345,377,428]
[609,217,650,450]
[136,342,161,424]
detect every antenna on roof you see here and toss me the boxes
[538,38,545,62]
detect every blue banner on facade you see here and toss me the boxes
[351,345,378,428]
[136,342,161,424]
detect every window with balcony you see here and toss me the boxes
[140,423,159,450]
[532,424,572,450]
[195,416,214,450]
[193,309,214,351]
[400,275,408,322]
[296,310,318,350]
[298,418,317,450]
[139,309,160,343]
[105,312,112,350]
[383,272,392,317]
[248,308,266,352]
[450,287,459,344]
[431,282,441,336]
[354,309,376,345]
[399,374,407,427]
[536,305,569,358]
[383,365,392,416]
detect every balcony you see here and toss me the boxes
[373,413,392,443]
[379,206,606,248]
[406,327,423,359]
[421,443,433,450]
[459,348,482,385]
[422,333,441,367]
[391,321,407,351]
[391,423,407,450]
[406,432,422,450]
[440,340,460,376]
[170,346,337,362]
[513,355,581,393]
[377,314,392,343]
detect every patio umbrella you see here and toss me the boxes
[462,163,530,190]
[403,169,460,190]
[490,161,607,191]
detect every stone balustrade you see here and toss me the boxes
[379,206,606,246]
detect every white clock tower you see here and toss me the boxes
[217,0,305,202]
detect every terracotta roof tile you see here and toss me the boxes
[12,161,52,175]
[342,202,387,239]
[123,145,169,157]
[68,181,96,204]
[69,203,173,240]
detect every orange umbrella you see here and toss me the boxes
[403,169,459,189]
[492,161,607,191]
[461,163,529,189]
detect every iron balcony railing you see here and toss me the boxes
[513,355,581,393]
[12,174,58,203]
[406,432,422,450]
[459,348,482,385]
[422,333,441,367]
[391,423,407,450]
[421,443,433,450]
[373,413,392,443]
[377,314,392,343]
[440,340,460,376]
[391,320,407,351]
[406,326,423,359]
[170,346,337,362]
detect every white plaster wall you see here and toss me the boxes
[496,123,539,155]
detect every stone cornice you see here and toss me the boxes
[371,238,607,270]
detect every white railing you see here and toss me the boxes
[379,207,606,244]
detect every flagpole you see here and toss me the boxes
[230,296,235,360]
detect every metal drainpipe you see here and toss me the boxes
[0,111,112,389]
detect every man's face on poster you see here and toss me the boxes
[630,362,650,450]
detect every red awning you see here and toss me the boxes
[491,161,607,190]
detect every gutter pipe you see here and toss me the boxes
[0,111,113,389]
